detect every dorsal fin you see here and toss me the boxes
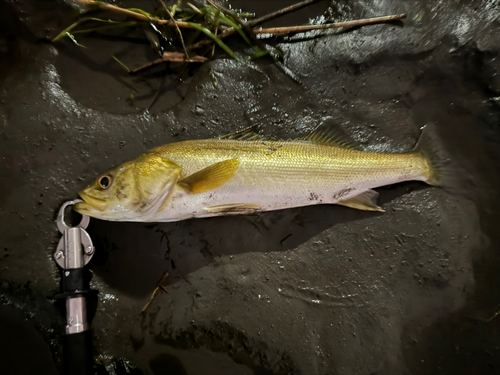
[299,118,361,149]
[219,125,271,141]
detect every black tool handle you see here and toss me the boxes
[63,330,93,375]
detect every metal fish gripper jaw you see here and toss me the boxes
[54,199,94,270]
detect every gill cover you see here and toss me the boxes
[130,153,182,218]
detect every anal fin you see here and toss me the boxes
[204,203,261,214]
[336,189,385,212]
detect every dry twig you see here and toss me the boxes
[248,0,320,27]
[254,14,407,34]
[162,52,207,63]
[141,287,160,313]
[141,271,169,313]
[205,0,220,56]
[186,12,406,52]
[75,0,195,29]
[130,52,207,74]
[212,24,218,57]
[187,2,203,15]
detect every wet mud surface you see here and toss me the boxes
[1,0,500,374]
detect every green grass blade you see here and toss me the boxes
[171,4,178,18]
[201,7,221,30]
[53,19,87,42]
[53,18,138,42]
[250,50,270,59]
[66,32,86,47]
[127,8,153,17]
[218,14,252,46]
[202,8,265,54]
[71,21,138,35]
[237,12,255,18]
[203,9,240,33]
[177,12,198,22]
[186,22,242,62]
[112,56,131,72]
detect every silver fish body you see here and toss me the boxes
[75,124,441,222]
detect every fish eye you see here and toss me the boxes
[98,175,112,189]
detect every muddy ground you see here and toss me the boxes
[1,0,500,374]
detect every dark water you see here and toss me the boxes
[1,0,500,374]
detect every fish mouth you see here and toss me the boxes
[73,201,99,216]
[75,189,107,214]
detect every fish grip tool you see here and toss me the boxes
[53,199,95,375]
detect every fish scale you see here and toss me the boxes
[144,139,430,221]
[153,139,427,184]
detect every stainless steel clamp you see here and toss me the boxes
[54,199,94,272]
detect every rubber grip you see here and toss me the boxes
[62,330,93,375]
[62,268,88,293]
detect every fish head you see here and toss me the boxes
[74,153,182,221]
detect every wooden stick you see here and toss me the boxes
[247,0,320,27]
[187,12,406,52]
[75,0,195,29]
[161,52,207,63]
[187,2,203,15]
[141,286,159,313]
[130,52,206,74]
[141,271,169,313]
[254,14,407,34]
[212,25,218,57]
[205,0,221,57]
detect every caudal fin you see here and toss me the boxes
[413,124,468,192]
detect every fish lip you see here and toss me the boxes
[78,189,107,211]
[73,201,95,215]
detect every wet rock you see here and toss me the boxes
[1,0,500,374]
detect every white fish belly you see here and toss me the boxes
[151,170,424,222]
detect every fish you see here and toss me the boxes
[74,121,452,222]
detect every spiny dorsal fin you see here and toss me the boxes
[336,189,385,212]
[299,118,361,149]
[219,125,271,141]
[178,159,240,194]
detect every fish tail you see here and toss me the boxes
[413,124,469,192]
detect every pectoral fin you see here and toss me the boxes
[205,203,261,213]
[336,189,385,212]
[178,159,240,194]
